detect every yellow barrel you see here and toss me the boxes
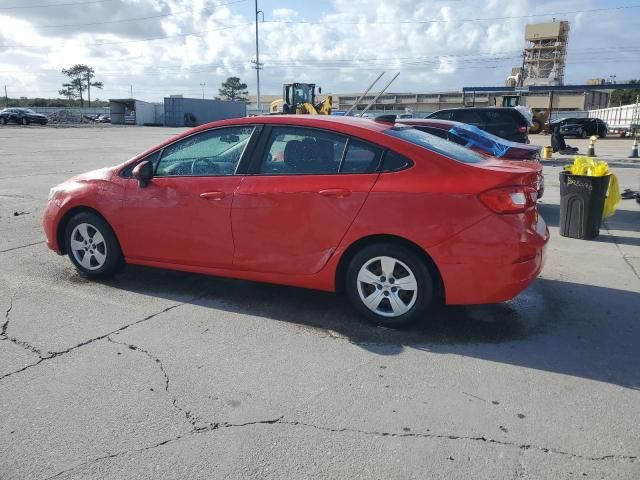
[542,146,553,160]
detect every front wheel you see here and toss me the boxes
[580,129,587,139]
[64,212,124,278]
[0,117,6,125]
[21,117,29,126]
[345,243,434,328]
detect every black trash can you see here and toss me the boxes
[559,171,610,240]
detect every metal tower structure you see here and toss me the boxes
[522,20,569,86]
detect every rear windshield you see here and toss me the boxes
[384,126,486,164]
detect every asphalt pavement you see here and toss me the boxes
[1,125,639,479]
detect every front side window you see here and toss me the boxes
[259,127,347,175]
[429,111,451,120]
[384,126,486,164]
[155,126,254,177]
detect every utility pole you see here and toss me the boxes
[200,83,206,99]
[4,86,8,108]
[252,0,264,111]
[87,71,91,108]
[130,85,133,98]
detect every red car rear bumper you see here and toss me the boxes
[431,210,548,305]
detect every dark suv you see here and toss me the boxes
[0,108,48,126]
[426,107,530,143]
[555,118,607,138]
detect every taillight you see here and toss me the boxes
[517,126,528,133]
[479,186,537,214]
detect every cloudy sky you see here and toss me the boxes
[0,0,638,102]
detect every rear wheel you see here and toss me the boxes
[345,243,434,328]
[580,129,587,139]
[599,130,607,138]
[64,212,123,278]
[0,117,6,125]
[21,117,29,126]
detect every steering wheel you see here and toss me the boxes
[191,157,220,175]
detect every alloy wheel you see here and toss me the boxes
[356,255,418,318]
[69,223,108,271]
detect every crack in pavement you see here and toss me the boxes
[43,417,284,480]
[42,415,636,479]
[106,336,205,430]
[602,222,640,281]
[0,297,202,381]
[1,294,46,358]
[0,241,46,254]
[1,296,12,338]
[275,420,639,463]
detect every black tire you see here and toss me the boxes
[64,212,124,278]
[21,117,29,126]
[0,117,6,125]
[599,130,607,139]
[345,242,434,328]
[580,129,587,139]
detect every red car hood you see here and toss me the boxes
[69,167,115,183]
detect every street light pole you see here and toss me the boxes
[608,75,616,108]
[200,83,206,99]
[253,0,263,111]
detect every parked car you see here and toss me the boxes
[43,116,548,328]
[398,118,544,197]
[0,108,48,125]
[557,118,607,138]
[426,107,530,143]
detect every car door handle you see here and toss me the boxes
[318,188,351,198]
[200,191,226,200]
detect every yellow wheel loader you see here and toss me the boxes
[270,83,332,115]
[502,94,550,134]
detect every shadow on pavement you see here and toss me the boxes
[539,202,639,233]
[96,265,640,390]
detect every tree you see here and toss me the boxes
[60,64,103,107]
[610,80,640,107]
[58,83,75,106]
[218,76,248,102]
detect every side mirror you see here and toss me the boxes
[132,160,153,188]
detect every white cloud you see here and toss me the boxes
[0,0,638,101]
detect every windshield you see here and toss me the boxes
[18,108,36,114]
[448,123,514,158]
[384,126,486,164]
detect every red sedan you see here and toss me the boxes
[43,115,548,328]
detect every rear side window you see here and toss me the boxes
[260,126,347,175]
[451,110,483,124]
[382,150,413,172]
[384,127,485,164]
[341,140,383,173]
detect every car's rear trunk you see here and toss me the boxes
[474,158,542,192]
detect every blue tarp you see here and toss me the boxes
[449,124,514,158]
